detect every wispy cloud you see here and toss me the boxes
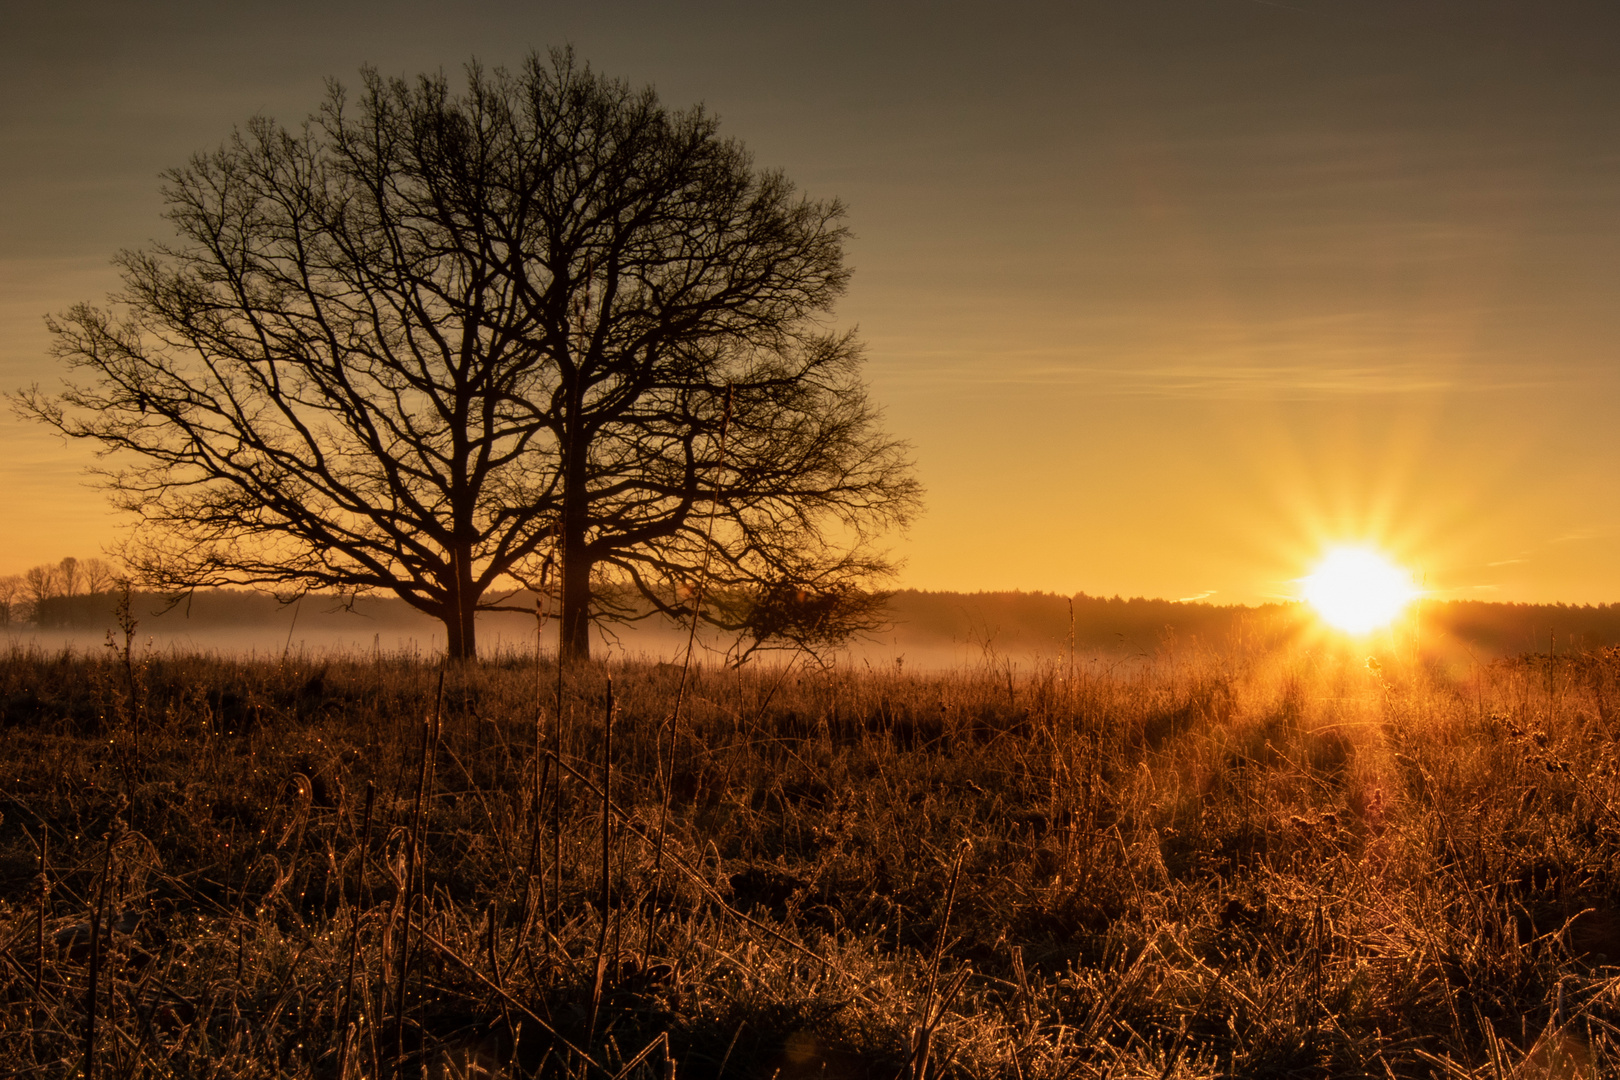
[1101,363,1463,398]
[877,355,1563,400]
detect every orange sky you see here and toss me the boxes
[4,1,1619,606]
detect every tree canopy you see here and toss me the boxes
[20,50,920,660]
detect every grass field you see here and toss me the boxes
[3,637,1620,1078]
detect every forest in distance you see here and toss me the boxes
[8,576,1620,664]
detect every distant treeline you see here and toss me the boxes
[0,557,121,627]
[18,586,440,633]
[1426,600,1620,656]
[10,571,1620,660]
[881,589,1620,659]
[882,590,1299,655]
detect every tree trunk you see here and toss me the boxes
[559,544,593,663]
[443,601,478,661]
[559,403,593,664]
[442,541,478,661]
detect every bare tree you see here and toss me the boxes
[19,50,918,661]
[22,564,56,624]
[0,575,20,625]
[58,556,82,623]
[81,558,118,595]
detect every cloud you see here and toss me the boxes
[877,354,1560,400]
[1105,363,1463,398]
[868,304,1579,400]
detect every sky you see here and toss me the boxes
[3,0,1619,606]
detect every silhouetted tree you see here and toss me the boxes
[57,557,80,598]
[22,564,56,624]
[0,575,20,625]
[81,557,118,595]
[56,556,81,622]
[20,50,919,660]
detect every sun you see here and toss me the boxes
[1302,547,1418,635]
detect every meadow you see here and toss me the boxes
[3,635,1620,1078]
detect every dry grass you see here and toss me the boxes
[4,639,1620,1078]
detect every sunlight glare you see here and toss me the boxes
[1302,547,1418,635]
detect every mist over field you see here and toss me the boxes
[12,586,1620,668]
